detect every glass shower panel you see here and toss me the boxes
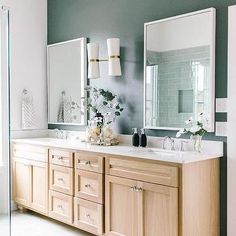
[0,6,10,236]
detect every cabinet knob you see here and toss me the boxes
[58,156,64,160]
[86,213,90,218]
[130,186,142,192]
[57,205,63,209]
[136,187,143,192]
[85,184,91,188]
[57,178,64,182]
[85,161,91,165]
[130,186,137,191]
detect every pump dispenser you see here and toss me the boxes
[140,128,147,147]
[132,128,139,147]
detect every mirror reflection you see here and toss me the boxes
[47,38,87,125]
[144,9,215,131]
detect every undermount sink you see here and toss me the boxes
[128,147,178,157]
[29,138,59,142]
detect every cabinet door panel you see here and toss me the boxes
[105,175,138,236]
[30,161,48,214]
[139,182,178,236]
[13,158,31,206]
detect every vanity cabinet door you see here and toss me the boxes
[30,161,48,214]
[13,158,31,207]
[105,175,138,236]
[139,182,178,236]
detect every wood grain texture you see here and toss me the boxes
[105,175,138,236]
[106,157,179,187]
[30,161,48,214]
[181,158,219,236]
[75,169,104,204]
[13,158,31,206]
[49,149,74,167]
[49,190,73,224]
[49,164,74,195]
[74,197,103,235]
[138,181,178,236]
[13,143,48,162]
[75,151,104,174]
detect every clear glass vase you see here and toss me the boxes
[191,135,202,152]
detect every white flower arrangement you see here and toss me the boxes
[176,113,208,138]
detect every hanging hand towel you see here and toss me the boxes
[57,91,72,123]
[21,89,36,129]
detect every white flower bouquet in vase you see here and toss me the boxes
[176,113,208,152]
[83,86,124,146]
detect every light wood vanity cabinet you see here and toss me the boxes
[13,145,48,215]
[74,151,104,235]
[48,148,74,224]
[105,156,219,236]
[12,142,219,236]
[105,175,178,236]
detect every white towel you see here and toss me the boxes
[21,89,36,129]
[57,92,72,123]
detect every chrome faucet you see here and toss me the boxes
[162,136,175,150]
[54,129,67,139]
[180,140,188,151]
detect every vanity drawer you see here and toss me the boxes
[106,157,179,187]
[74,197,103,235]
[13,143,48,162]
[49,164,73,195]
[49,190,73,224]
[49,149,74,167]
[75,169,104,204]
[75,151,104,173]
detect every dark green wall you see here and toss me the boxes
[48,1,236,235]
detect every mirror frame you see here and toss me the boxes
[143,8,216,131]
[47,37,87,126]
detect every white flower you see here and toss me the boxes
[176,131,182,138]
[176,128,186,138]
[190,126,201,134]
[185,117,193,124]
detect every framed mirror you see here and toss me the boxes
[47,38,87,125]
[144,8,216,131]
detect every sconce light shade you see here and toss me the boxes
[87,43,100,79]
[107,38,122,77]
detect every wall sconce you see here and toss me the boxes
[87,38,121,79]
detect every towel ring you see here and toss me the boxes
[22,89,28,95]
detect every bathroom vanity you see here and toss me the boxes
[12,138,221,236]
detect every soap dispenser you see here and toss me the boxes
[140,128,147,147]
[132,128,139,147]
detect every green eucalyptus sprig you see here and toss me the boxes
[83,86,124,126]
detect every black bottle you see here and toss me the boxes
[132,128,139,147]
[140,128,147,147]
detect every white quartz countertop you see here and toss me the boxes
[11,138,223,164]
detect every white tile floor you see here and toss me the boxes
[10,210,93,236]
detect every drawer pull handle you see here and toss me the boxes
[85,184,91,188]
[130,186,137,191]
[85,161,91,165]
[57,205,63,209]
[57,178,64,182]
[136,187,143,192]
[58,156,64,160]
[130,186,143,192]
